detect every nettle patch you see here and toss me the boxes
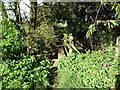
[57,46,118,88]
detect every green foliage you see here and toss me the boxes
[86,23,96,38]
[114,3,120,18]
[1,19,52,89]
[86,19,120,39]
[51,2,120,50]
[57,46,118,88]
[86,2,120,39]
[26,21,56,54]
[36,21,55,48]
[2,19,27,59]
[2,55,52,89]
[1,2,120,89]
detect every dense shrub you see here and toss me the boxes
[57,46,118,88]
[1,19,52,89]
[35,21,56,52]
[2,19,27,59]
[2,55,52,89]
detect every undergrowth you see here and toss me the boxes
[57,46,118,89]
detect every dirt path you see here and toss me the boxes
[48,59,61,89]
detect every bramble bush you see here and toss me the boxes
[57,46,118,89]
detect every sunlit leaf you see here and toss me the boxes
[109,20,119,26]
[86,23,96,38]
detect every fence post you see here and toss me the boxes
[0,10,2,89]
[116,36,120,74]
[116,36,120,58]
[115,36,120,90]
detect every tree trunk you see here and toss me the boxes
[1,2,8,20]
[30,0,37,30]
[13,0,22,23]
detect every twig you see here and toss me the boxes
[95,2,102,21]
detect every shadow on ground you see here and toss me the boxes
[115,74,120,90]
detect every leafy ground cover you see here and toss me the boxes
[57,46,118,89]
[2,55,52,89]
